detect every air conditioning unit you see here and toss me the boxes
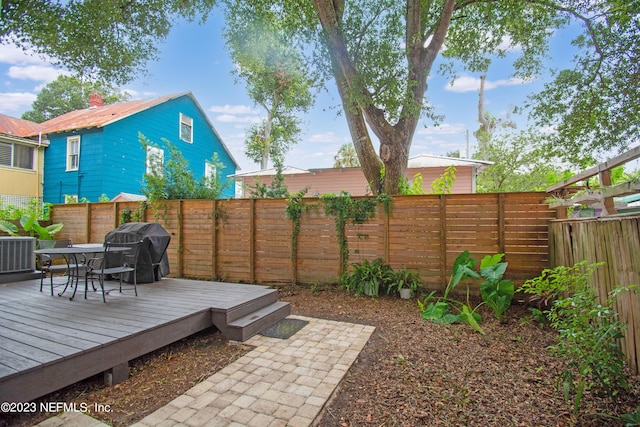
[0,237,36,273]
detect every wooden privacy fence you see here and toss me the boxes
[549,215,640,374]
[50,192,555,292]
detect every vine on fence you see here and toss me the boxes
[321,191,392,275]
[285,188,310,263]
[119,201,147,225]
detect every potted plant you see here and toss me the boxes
[393,268,421,299]
[341,258,395,297]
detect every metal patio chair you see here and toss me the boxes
[82,240,143,303]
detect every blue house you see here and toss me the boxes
[27,92,238,203]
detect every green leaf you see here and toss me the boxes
[421,301,450,322]
[434,313,461,325]
[480,262,508,283]
[460,305,485,334]
[480,253,504,269]
[20,213,37,232]
[0,220,19,236]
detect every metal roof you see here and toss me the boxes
[24,93,183,137]
[0,114,44,137]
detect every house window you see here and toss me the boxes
[146,145,164,175]
[0,141,34,170]
[66,136,80,171]
[205,161,216,180]
[179,113,193,143]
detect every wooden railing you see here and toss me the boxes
[547,145,640,217]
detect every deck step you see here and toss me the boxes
[223,291,279,324]
[222,301,291,342]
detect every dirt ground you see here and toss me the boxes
[2,285,639,427]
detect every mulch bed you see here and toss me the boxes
[1,285,639,427]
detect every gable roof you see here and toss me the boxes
[27,93,183,137]
[0,114,44,138]
[408,154,493,170]
[25,91,239,168]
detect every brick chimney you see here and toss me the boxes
[89,92,103,108]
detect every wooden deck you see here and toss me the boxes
[0,277,290,404]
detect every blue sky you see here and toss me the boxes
[0,11,577,172]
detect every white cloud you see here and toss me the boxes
[0,44,45,66]
[418,122,467,136]
[445,74,530,93]
[308,132,348,143]
[7,65,67,83]
[0,92,37,113]
[122,89,157,99]
[209,104,258,115]
[214,113,261,124]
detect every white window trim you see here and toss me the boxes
[146,145,164,175]
[179,113,193,143]
[66,136,80,171]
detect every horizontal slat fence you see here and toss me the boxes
[549,216,640,374]
[50,193,555,291]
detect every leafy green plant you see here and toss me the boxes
[285,187,310,260]
[418,251,485,334]
[0,212,63,240]
[119,208,132,225]
[520,261,604,311]
[620,406,640,426]
[391,268,422,295]
[548,283,631,416]
[340,258,396,297]
[418,251,516,333]
[0,199,51,221]
[398,173,425,195]
[478,254,514,323]
[322,191,392,275]
[429,165,457,194]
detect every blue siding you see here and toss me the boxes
[42,94,237,203]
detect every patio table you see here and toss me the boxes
[34,245,129,300]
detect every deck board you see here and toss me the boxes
[0,277,287,403]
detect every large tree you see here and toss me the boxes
[0,0,215,85]
[222,3,315,170]
[475,129,570,193]
[3,1,637,193]
[529,1,640,167]
[22,75,128,123]
[258,0,636,194]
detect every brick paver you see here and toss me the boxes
[35,316,375,427]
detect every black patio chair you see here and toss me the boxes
[82,240,143,303]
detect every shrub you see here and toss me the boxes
[340,258,395,297]
[548,285,630,415]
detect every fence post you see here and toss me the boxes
[85,203,91,243]
[291,216,297,285]
[439,194,447,292]
[177,200,183,277]
[211,199,217,280]
[113,202,118,230]
[498,193,505,255]
[249,198,255,284]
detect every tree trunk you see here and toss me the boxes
[312,0,456,194]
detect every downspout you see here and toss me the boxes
[37,132,42,203]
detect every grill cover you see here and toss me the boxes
[104,222,171,283]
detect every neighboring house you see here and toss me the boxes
[231,154,492,197]
[24,92,238,203]
[0,114,48,208]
